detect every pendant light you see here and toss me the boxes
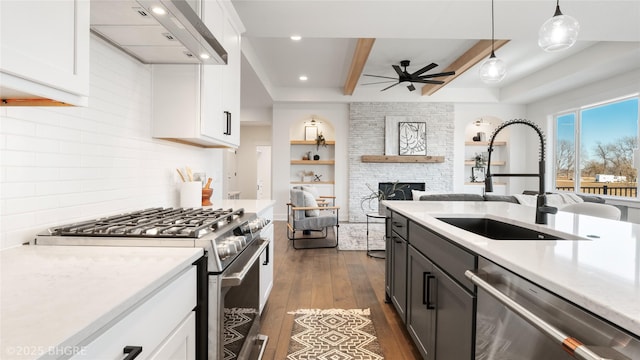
[479,0,507,84]
[538,0,580,52]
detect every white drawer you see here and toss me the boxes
[72,266,197,360]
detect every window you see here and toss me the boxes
[554,96,639,198]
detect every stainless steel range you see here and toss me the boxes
[34,207,270,360]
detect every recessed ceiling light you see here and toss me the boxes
[290,35,302,41]
[299,75,308,81]
[200,53,210,59]
[151,6,166,15]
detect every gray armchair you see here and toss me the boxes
[287,188,339,249]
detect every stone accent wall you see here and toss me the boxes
[349,102,454,222]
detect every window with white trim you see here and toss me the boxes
[554,96,639,198]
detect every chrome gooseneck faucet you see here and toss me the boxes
[484,119,558,224]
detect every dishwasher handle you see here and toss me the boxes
[465,270,614,360]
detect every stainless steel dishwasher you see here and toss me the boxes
[467,258,640,360]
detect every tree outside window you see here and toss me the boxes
[554,97,639,198]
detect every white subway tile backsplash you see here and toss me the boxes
[0,36,221,249]
[1,150,36,167]
[0,182,36,198]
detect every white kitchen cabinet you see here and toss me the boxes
[71,267,197,360]
[0,0,89,106]
[151,1,242,148]
[258,206,274,314]
[147,313,196,360]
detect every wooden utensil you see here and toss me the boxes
[204,177,212,189]
[176,168,186,182]
[185,166,194,181]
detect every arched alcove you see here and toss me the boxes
[463,116,509,194]
[289,114,336,142]
[288,114,336,197]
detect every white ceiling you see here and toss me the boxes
[232,0,640,109]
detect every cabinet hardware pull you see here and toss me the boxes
[223,111,231,135]
[393,236,402,243]
[392,221,404,228]
[424,273,436,309]
[263,243,270,265]
[465,270,607,360]
[122,346,142,360]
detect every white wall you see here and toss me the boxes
[272,103,349,221]
[237,125,272,199]
[0,36,224,249]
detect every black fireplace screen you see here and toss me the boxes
[378,182,425,201]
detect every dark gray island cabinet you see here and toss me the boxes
[384,202,640,360]
[386,209,477,360]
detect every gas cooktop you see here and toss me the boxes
[41,207,245,239]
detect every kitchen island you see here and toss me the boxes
[383,200,640,358]
[1,245,203,360]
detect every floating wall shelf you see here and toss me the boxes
[464,141,506,146]
[464,160,506,166]
[291,160,335,165]
[290,140,336,145]
[361,155,445,163]
[290,181,335,185]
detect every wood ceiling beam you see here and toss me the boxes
[343,38,376,95]
[421,39,509,96]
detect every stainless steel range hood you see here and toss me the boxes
[91,0,227,65]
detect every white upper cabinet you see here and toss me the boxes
[151,0,242,148]
[0,0,90,106]
[221,12,241,146]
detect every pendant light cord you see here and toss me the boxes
[554,0,563,17]
[490,0,496,57]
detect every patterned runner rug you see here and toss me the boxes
[223,308,257,360]
[286,308,384,360]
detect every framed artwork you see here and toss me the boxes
[472,167,486,182]
[305,126,318,141]
[398,122,427,155]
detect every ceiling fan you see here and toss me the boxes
[362,60,455,92]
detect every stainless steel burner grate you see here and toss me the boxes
[48,207,245,238]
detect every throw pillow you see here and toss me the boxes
[302,190,320,217]
[301,185,319,199]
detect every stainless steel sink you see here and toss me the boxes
[436,217,565,240]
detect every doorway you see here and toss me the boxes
[256,146,272,200]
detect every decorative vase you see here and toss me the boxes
[378,201,386,216]
[313,154,320,160]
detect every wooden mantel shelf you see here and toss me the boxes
[361,155,445,163]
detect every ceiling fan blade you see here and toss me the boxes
[392,65,404,77]
[380,82,400,91]
[407,83,416,91]
[363,74,398,80]
[361,80,398,85]
[412,79,445,85]
[418,71,456,79]
[411,62,438,77]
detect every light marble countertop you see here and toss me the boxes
[207,199,275,214]
[382,200,640,337]
[1,245,203,360]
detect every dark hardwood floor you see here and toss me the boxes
[259,221,422,360]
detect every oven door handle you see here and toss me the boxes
[465,270,609,360]
[221,239,269,287]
